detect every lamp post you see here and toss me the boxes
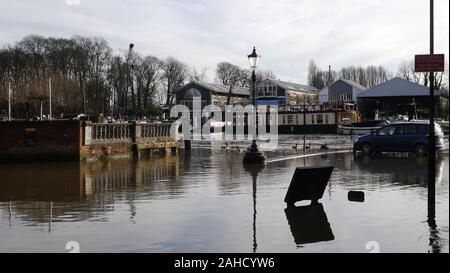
[8,82,11,121]
[126,43,134,119]
[427,0,436,228]
[243,47,266,164]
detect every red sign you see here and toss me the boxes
[415,54,445,72]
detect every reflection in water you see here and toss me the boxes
[353,155,430,186]
[0,162,84,202]
[0,142,448,252]
[0,156,180,226]
[244,164,266,253]
[284,203,334,246]
[428,219,442,253]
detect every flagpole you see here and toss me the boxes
[8,82,11,121]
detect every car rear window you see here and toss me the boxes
[417,124,428,134]
[416,124,444,136]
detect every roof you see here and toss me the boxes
[338,78,367,91]
[319,87,328,94]
[357,77,430,98]
[179,81,250,96]
[268,79,319,94]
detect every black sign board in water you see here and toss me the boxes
[284,166,334,205]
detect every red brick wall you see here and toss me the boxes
[0,120,81,162]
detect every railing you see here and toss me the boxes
[91,124,132,142]
[84,122,173,145]
[140,123,171,139]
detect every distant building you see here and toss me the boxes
[356,77,439,120]
[255,79,319,107]
[319,79,367,109]
[175,81,250,109]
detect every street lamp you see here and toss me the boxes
[248,47,260,106]
[243,47,266,164]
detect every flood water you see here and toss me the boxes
[0,135,448,253]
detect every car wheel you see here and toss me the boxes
[414,144,427,156]
[361,143,373,155]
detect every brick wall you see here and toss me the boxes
[0,120,81,162]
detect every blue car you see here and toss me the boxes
[353,122,445,156]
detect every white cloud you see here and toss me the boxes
[0,0,448,83]
[65,0,80,6]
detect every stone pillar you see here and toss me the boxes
[84,122,92,145]
[132,122,142,144]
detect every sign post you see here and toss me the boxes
[414,0,445,228]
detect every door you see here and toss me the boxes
[395,124,417,152]
[372,125,397,152]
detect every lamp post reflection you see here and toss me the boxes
[244,164,266,253]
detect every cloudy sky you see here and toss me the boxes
[0,0,448,83]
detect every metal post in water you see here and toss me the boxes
[8,82,11,121]
[303,94,306,151]
[427,0,436,224]
[49,77,52,120]
[40,98,43,121]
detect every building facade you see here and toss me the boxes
[319,79,367,109]
[175,81,250,110]
[356,77,439,120]
[255,79,319,107]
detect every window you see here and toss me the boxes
[287,115,294,125]
[398,124,417,135]
[184,88,202,99]
[316,114,323,124]
[311,114,315,124]
[417,124,428,134]
[377,125,396,136]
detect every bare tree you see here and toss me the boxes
[397,61,422,84]
[215,62,242,86]
[161,57,188,105]
[307,60,325,89]
[135,55,162,115]
[188,67,208,82]
[215,62,243,105]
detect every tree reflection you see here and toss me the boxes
[0,155,180,226]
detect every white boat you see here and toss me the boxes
[337,120,390,135]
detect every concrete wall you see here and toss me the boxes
[0,120,82,162]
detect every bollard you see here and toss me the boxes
[184,140,191,151]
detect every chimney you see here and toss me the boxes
[328,65,332,84]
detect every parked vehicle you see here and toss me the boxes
[353,122,445,156]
